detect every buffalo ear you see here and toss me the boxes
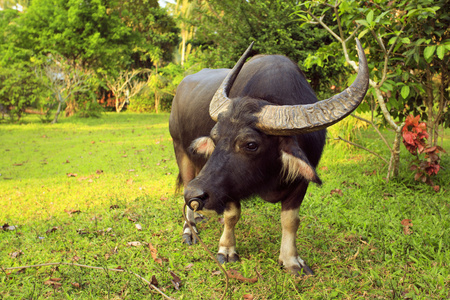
[189,136,215,157]
[279,137,322,185]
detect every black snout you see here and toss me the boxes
[185,185,208,211]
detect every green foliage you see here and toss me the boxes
[76,100,105,118]
[0,61,48,121]
[327,112,370,148]
[128,62,198,113]
[296,0,449,135]
[20,0,138,72]
[188,0,342,95]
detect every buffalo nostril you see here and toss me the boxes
[185,189,208,211]
[188,198,204,211]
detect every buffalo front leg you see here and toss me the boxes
[278,207,314,276]
[177,149,204,245]
[217,202,241,264]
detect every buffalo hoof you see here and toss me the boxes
[217,253,240,264]
[287,263,314,276]
[182,222,199,245]
[182,233,199,245]
[280,256,314,277]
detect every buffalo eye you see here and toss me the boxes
[245,142,258,152]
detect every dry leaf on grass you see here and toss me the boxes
[2,223,17,231]
[9,250,23,258]
[170,271,181,290]
[151,275,159,287]
[401,219,413,235]
[243,294,254,300]
[148,243,163,265]
[330,189,343,196]
[127,241,142,247]
[65,209,81,215]
[135,224,142,231]
[46,226,59,234]
[44,280,62,287]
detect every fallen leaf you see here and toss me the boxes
[401,219,413,235]
[151,275,159,287]
[66,173,77,177]
[243,294,254,300]
[13,163,23,166]
[127,215,137,222]
[433,185,440,192]
[212,270,222,276]
[50,278,62,282]
[76,229,88,235]
[9,250,23,258]
[330,189,343,196]
[127,241,142,247]
[148,243,162,265]
[91,141,95,144]
[170,271,181,290]
[73,256,81,262]
[126,179,133,185]
[319,166,328,171]
[96,170,103,174]
[227,269,258,283]
[44,280,62,287]
[160,196,168,201]
[2,223,17,231]
[65,209,81,215]
[46,226,59,234]
[71,282,80,288]
[135,224,142,231]
[184,263,194,271]
[128,169,135,172]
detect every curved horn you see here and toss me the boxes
[209,42,254,121]
[255,39,369,135]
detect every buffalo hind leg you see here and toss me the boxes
[278,207,314,276]
[217,202,241,263]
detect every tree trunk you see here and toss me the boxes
[154,90,160,114]
[52,101,62,124]
[386,129,402,181]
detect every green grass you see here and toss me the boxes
[1,113,449,299]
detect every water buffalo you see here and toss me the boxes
[169,40,369,275]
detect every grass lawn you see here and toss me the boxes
[1,112,449,299]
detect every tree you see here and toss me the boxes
[36,54,93,123]
[18,0,139,73]
[115,0,179,68]
[295,0,449,180]
[185,0,342,94]
[104,69,149,112]
[0,8,45,121]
